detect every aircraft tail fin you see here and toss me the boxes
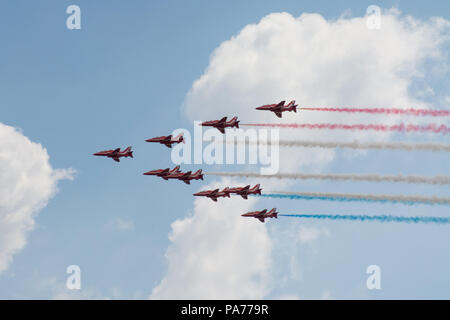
[173,133,184,143]
[269,208,278,218]
[193,169,204,180]
[230,117,239,128]
[287,100,297,112]
[223,187,231,197]
[123,146,133,157]
[252,184,261,194]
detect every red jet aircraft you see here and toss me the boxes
[166,169,204,184]
[200,116,240,134]
[228,184,262,199]
[143,165,181,178]
[255,100,298,118]
[193,187,232,202]
[93,146,133,162]
[145,133,184,148]
[241,208,278,223]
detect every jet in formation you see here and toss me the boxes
[228,184,262,199]
[193,184,262,202]
[144,167,204,184]
[143,165,181,178]
[255,100,298,118]
[166,169,204,184]
[145,133,184,148]
[241,208,278,223]
[200,116,240,134]
[93,146,133,162]
[193,187,232,202]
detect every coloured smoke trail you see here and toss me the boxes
[279,214,450,225]
[206,172,450,185]
[300,107,450,117]
[240,123,450,134]
[257,192,450,206]
[226,140,450,152]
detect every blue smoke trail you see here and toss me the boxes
[279,214,450,224]
[256,193,449,206]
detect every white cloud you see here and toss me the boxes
[298,226,321,244]
[151,179,272,299]
[184,10,449,162]
[157,10,449,298]
[110,218,135,231]
[0,123,74,273]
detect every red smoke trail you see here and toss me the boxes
[301,107,450,117]
[241,123,450,134]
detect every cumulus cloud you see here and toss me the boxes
[157,10,449,298]
[0,123,74,273]
[151,179,272,299]
[184,10,449,171]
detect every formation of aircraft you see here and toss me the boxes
[256,100,298,118]
[193,187,232,202]
[200,116,240,134]
[93,146,133,162]
[146,133,184,148]
[241,208,278,223]
[94,99,297,222]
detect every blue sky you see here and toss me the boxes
[0,0,449,299]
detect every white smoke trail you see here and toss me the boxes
[262,191,450,205]
[225,140,450,152]
[206,172,450,185]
